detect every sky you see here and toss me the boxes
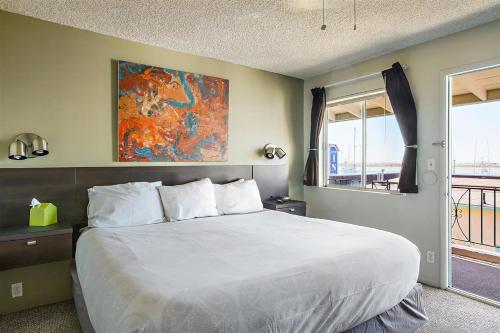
[328,113,404,166]
[451,100,500,164]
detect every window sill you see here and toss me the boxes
[320,185,407,196]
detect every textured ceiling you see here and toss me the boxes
[1,0,500,78]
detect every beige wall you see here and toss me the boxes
[0,10,303,312]
[0,10,304,197]
[0,261,72,314]
[304,20,500,287]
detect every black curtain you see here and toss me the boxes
[382,62,418,193]
[304,87,326,186]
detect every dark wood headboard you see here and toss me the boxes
[0,165,288,228]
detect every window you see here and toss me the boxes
[324,91,404,191]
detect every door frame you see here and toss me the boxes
[439,58,500,289]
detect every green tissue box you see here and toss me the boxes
[29,203,58,227]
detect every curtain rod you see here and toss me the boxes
[324,64,409,89]
[326,88,386,105]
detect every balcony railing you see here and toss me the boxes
[329,173,500,251]
[328,173,400,188]
[451,177,500,250]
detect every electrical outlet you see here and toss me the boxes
[426,251,435,264]
[11,282,23,298]
[427,159,435,171]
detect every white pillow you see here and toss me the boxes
[157,178,218,221]
[213,179,244,214]
[213,179,263,215]
[87,181,165,228]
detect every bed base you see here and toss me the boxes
[71,261,95,333]
[71,261,427,333]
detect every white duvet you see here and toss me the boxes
[75,210,420,333]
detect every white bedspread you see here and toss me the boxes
[75,210,420,333]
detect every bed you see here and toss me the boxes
[74,209,427,333]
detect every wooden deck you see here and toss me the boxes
[452,255,500,303]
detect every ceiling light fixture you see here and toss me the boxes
[353,0,357,31]
[319,0,356,31]
[321,0,326,30]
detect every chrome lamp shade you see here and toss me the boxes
[8,133,49,160]
[31,136,49,156]
[8,141,27,160]
[264,144,276,159]
[275,147,286,159]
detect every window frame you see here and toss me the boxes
[322,89,401,193]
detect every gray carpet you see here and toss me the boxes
[418,286,500,333]
[452,256,500,303]
[1,285,499,333]
[0,300,81,333]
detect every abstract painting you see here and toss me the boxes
[118,61,228,162]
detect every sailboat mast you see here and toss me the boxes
[473,140,477,175]
[353,127,356,169]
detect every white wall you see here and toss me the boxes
[304,20,500,287]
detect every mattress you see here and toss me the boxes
[75,210,421,333]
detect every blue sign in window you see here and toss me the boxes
[329,145,338,175]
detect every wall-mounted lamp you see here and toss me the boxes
[263,144,286,160]
[8,133,49,160]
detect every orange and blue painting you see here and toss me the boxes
[118,61,228,162]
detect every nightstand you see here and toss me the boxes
[263,198,306,216]
[0,224,73,271]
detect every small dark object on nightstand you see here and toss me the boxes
[263,198,306,216]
